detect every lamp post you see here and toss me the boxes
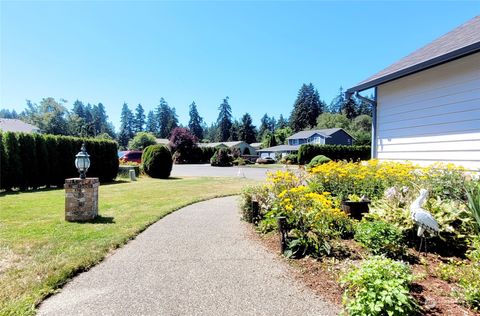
[75,143,90,179]
[65,143,99,222]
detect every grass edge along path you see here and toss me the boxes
[0,176,256,315]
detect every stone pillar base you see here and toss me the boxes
[65,178,99,222]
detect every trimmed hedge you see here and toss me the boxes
[0,132,119,191]
[298,144,371,165]
[142,144,172,178]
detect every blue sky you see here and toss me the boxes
[1,1,478,131]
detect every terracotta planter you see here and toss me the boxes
[341,201,370,220]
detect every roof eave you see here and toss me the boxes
[346,42,480,94]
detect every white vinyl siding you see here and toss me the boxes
[376,52,480,171]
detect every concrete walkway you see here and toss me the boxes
[38,196,339,316]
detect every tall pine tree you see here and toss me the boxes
[156,98,171,138]
[215,97,232,142]
[238,113,257,144]
[118,103,134,148]
[133,104,146,133]
[188,101,204,140]
[146,110,157,135]
[289,83,322,132]
[276,114,288,129]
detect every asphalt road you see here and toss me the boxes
[38,196,339,316]
[170,164,297,181]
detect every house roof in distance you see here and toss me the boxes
[0,118,40,133]
[257,144,299,152]
[286,128,344,140]
[347,15,480,93]
[198,141,249,148]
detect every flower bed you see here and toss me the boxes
[241,160,480,314]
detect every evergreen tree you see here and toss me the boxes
[238,113,257,144]
[229,120,240,141]
[166,107,179,137]
[276,114,288,129]
[215,97,232,142]
[133,104,146,133]
[156,98,171,138]
[118,103,134,148]
[289,83,322,132]
[341,97,358,119]
[355,95,373,116]
[0,109,19,119]
[72,100,86,119]
[146,110,157,134]
[203,123,217,142]
[92,102,109,135]
[258,114,272,137]
[188,101,204,140]
[84,103,95,135]
[328,86,345,113]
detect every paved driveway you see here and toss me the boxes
[171,164,297,181]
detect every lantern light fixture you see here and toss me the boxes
[75,143,90,179]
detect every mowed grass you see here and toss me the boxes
[0,176,256,315]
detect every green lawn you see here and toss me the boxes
[0,176,256,315]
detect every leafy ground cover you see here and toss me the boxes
[0,176,256,315]
[242,161,480,315]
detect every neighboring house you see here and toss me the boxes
[346,16,480,171]
[257,145,299,159]
[0,118,40,133]
[286,128,353,146]
[198,141,257,155]
[258,128,353,159]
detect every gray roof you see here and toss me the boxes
[257,145,299,152]
[0,118,40,133]
[198,141,249,148]
[286,128,343,140]
[347,15,480,93]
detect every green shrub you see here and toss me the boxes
[458,264,480,311]
[355,220,405,258]
[233,157,246,166]
[307,155,331,169]
[141,144,172,178]
[297,144,370,164]
[281,154,298,164]
[466,182,480,233]
[240,186,260,223]
[128,132,157,150]
[341,256,418,316]
[210,148,232,167]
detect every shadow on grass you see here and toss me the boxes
[77,215,116,224]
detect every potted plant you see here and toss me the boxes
[341,194,370,220]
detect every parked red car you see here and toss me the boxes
[119,150,143,164]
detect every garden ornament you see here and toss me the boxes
[409,188,439,253]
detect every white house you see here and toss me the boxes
[346,16,480,171]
